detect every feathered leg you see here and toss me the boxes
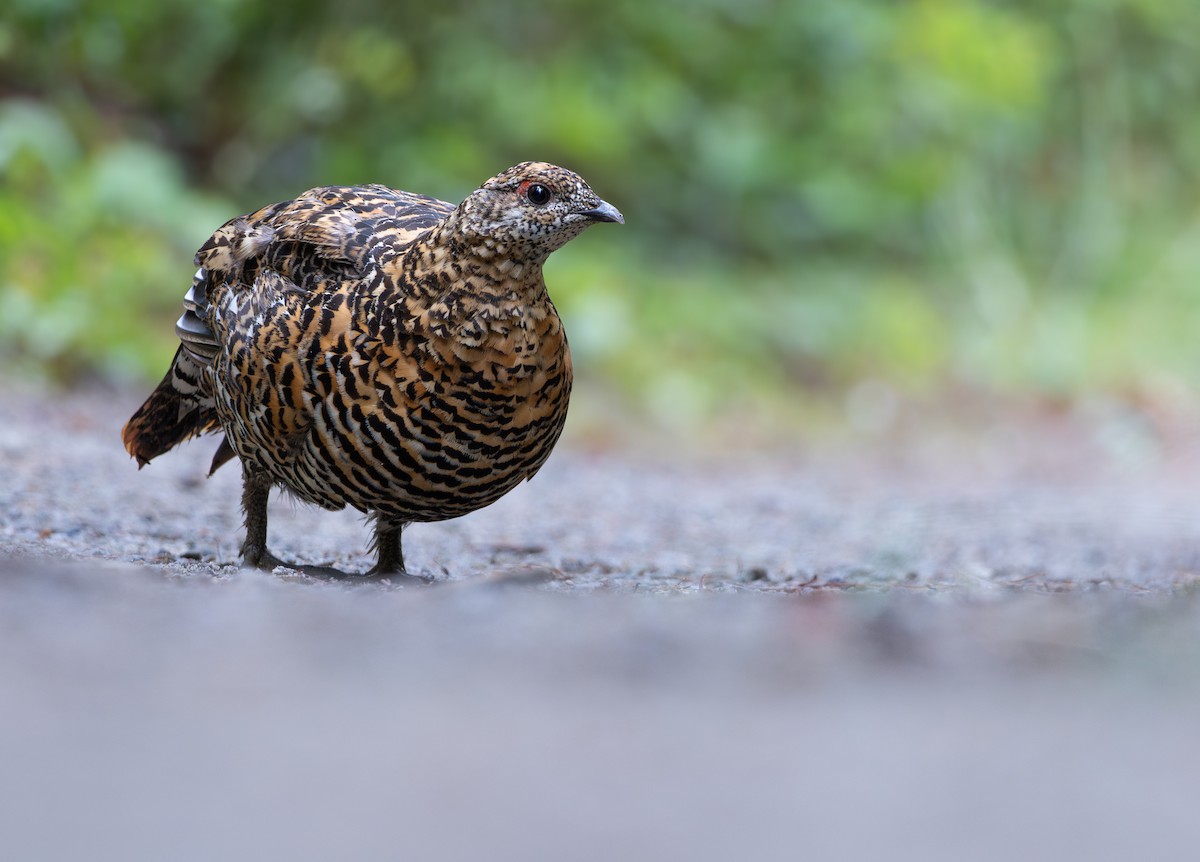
[366,519,407,577]
[239,463,354,578]
[239,467,419,581]
[240,464,289,571]
[240,466,421,581]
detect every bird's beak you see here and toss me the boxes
[580,200,624,224]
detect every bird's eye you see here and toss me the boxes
[525,183,552,206]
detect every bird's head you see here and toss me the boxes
[454,162,623,262]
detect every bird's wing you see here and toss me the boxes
[182,186,454,352]
[197,184,454,279]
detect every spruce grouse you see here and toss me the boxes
[122,162,623,578]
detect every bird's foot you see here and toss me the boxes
[241,546,291,572]
[241,547,351,579]
[294,562,360,580]
[240,544,430,584]
[278,560,432,585]
[354,565,434,585]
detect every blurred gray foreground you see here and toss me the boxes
[3,382,1200,861]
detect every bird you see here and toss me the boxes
[122,161,623,579]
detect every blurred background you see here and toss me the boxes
[4,0,1200,444]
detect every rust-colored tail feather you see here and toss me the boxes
[122,346,220,467]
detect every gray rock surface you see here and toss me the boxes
[3,382,1200,860]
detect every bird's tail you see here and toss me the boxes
[122,345,222,468]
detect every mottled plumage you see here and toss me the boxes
[123,162,622,577]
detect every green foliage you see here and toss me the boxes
[0,99,229,380]
[4,0,1200,423]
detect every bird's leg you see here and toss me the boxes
[238,469,418,582]
[238,465,352,579]
[362,519,426,581]
[239,465,290,570]
[367,519,404,575]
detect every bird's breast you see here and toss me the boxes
[437,309,569,416]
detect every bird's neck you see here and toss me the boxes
[398,219,549,308]
[367,220,552,346]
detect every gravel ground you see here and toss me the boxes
[4,381,1200,860]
